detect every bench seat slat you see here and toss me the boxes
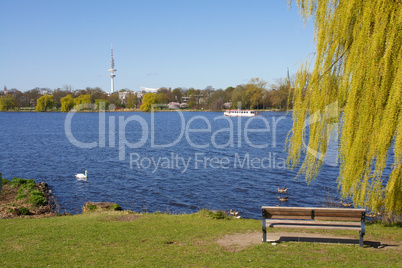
[266,220,362,226]
[266,215,317,220]
[262,206,365,213]
[266,211,314,216]
[312,216,362,221]
[265,215,362,221]
[265,225,361,231]
[314,213,363,218]
[266,211,364,217]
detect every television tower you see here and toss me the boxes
[108,43,117,94]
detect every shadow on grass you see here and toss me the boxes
[274,236,398,249]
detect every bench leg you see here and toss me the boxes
[359,221,365,247]
[262,219,267,242]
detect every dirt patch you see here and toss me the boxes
[217,232,261,252]
[216,231,401,251]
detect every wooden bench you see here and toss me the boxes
[262,206,366,247]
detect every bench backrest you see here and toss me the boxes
[262,206,366,222]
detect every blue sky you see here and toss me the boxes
[0,0,314,93]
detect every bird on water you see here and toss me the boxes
[278,196,289,202]
[75,170,87,181]
[277,187,288,193]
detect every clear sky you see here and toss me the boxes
[0,0,314,93]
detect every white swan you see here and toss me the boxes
[75,170,87,181]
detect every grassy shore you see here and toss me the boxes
[0,210,400,267]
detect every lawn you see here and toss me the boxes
[0,210,400,267]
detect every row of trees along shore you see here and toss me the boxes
[0,77,294,112]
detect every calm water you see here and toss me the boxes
[0,111,365,219]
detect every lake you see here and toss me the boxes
[0,111,354,219]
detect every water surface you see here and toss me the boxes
[0,111,373,219]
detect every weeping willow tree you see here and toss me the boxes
[286,0,401,218]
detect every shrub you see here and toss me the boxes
[30,190,47,206]
[10,177,27,187]
[19,181,36,191]
[19,207,30,215]
[207,210,228,220]
[30,189,43,196]
[15,182,47,207]
[31,195,47,206]
[16,189,28,200]
[112,204,122,211]
[2,178,9,185]
[10,178,36,187]
[87,204,98,211]
[11,178,48,207]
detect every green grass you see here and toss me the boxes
[0,210,400,267]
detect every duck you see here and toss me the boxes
[75,170,87,181]
[277,187,288,193]
[229,209,240,216]
[229,209,242,218]
[340,200,352,207]
[367,212,380,218]
[278,196,289,202]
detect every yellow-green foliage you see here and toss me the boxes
[74,94,91,110]
[140,93,158,112]
[0,95,16,111]
[287,0,401,216]
[60,94,75,112]
[35,95,54,112]
[94,99,109,110]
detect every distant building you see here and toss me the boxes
[118,91,131,104]
[140,87,158,93]
[39,89,52,95]
[136,91,145,99]
[137,87,170,100]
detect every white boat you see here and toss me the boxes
[224,109,258,117]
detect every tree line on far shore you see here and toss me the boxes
[0,77,294,112]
